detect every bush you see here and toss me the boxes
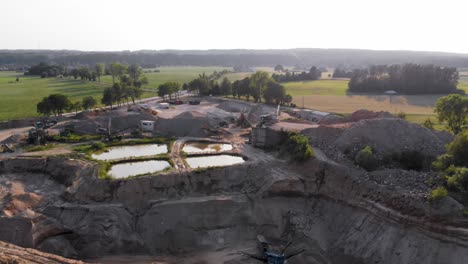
[396,112,406,120]
[280,132,315,162]
[447,130,468,167]
[433,154,454,171]
[422,118,434,130]
[91,142,105,151]
[355,146,378,171]
[444,166,468,192]
[430,186,448,200]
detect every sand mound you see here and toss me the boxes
[175,111,206,119]
[217,101,250,113]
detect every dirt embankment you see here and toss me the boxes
[1,154,468,263]
[0,240,84,264]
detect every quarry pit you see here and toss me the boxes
[0,97,467,264]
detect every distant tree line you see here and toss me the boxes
[348,64,460,94]
[4,49,468,68]
[271,67,321,82]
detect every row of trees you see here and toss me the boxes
[231,72,292,105]
[26,62,63,78]
[25,62,149,87]
[271,66,321,82]
[37,94,97,116]
[332,68,353,78]
[101,65,148,109]
[348,64,460,94]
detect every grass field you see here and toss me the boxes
[0,67,229,121]
[284,80,348,96]
[0,72,113,121]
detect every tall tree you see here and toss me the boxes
[109,63,127,84]
[102,87,114,110]
[82,96,97,110]
[37,94,71,116]
[188,73,211,95]
[249,71,270,102]
[220,77,232,95]
[263,80,286,104]
[127,64,142,81]
[94,63,105,81]
[435,94,468,134]
[274,64,284,72]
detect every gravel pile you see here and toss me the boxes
[334,118,447,158]
[366,169,439,191]
[319,109,394,125]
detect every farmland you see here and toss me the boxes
[284,78,468,129]
[0,67,228,121]
[1,66,467,124]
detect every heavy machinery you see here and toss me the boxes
[238,235,304,264]
[1,144,14,153]
[28,128,49,145]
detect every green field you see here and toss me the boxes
[0,72,113,120]
[0,67,229,121]
[283,80,348,96]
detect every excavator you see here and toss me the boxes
[1,144,14,153]
[237,235,304,264]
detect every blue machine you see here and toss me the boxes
[238,235,304,264]
[265,252,286,264]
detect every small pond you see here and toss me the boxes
[186,155,245,169]
[108,160,171,179]
[182,142,233,154]
[92,144,167,161]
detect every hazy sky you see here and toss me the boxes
[1,0,467,53]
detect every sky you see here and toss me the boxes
[1,0,468,53]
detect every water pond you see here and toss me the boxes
[182,142,233,154]
[92,144,167,161]
[108,160,171,179]
[185,155,245,169]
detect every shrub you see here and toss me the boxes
[422,118,434,130]
[447,130,468,167]
[280,132,315,162]
[433,154,454,171]
[397,112,406,120]
[98,162,112,179]
[444,166,468,192]
[91,142,105,151]
[430,186,448,200]
[355,146,378,171]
